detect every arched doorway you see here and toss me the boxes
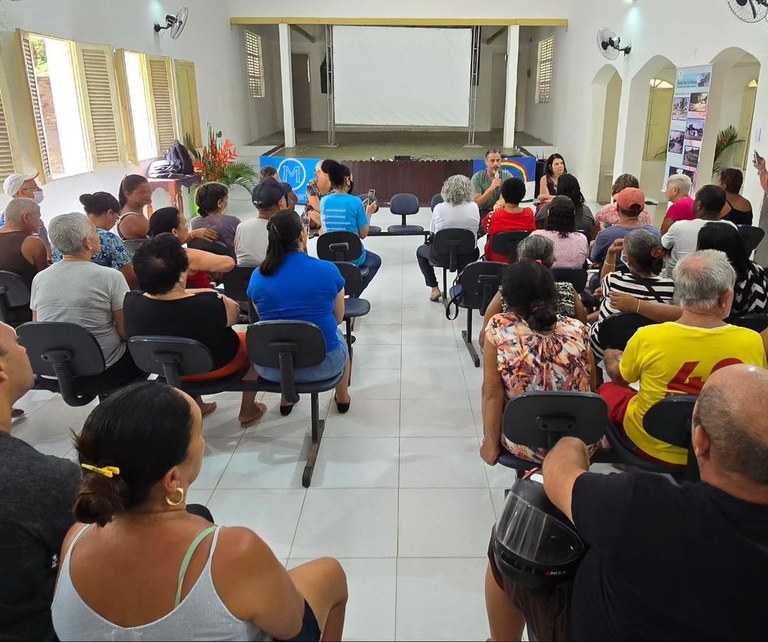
[589,65,622,204]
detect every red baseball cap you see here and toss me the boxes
[615,187,645,210]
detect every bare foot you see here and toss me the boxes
[196,400,217,417]
[239,401,268,428]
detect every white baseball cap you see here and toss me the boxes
[3,172,39,197]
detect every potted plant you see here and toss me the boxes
[713,125,746,173]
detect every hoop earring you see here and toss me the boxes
[165,487,185,507]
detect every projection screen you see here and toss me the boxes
[332,26,473,128]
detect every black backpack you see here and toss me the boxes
[163,140,194,175]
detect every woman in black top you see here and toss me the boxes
[719,168,753,225]
[123,233,267,427]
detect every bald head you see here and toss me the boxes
[4,198,40,228]
[694,364,768,485]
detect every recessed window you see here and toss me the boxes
[245,31,265,99]
[124,51,157,161]
[535,36,554,105]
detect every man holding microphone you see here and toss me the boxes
[472,149,513,218]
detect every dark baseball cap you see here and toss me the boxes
[251,177,292,208]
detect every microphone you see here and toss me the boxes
[494,171,500,180]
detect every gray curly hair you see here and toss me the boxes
[440,175,473,206]
[517,234,556,269]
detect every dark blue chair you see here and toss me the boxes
[431,228,478,300]
[0,270,30,326]
[222,266,258,323]
[490,231,531,263]
[551,268,588,293]
[333,261,370,384]
[595,312,656,351]
[728,313,768,333]
[737,225,765,254]
[316,231,369,278]
[388,193,423,235]
[431,193,444,211]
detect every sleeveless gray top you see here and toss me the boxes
[51,524,271,641]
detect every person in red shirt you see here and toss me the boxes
[482,178,536,263]
[660,174,695,234]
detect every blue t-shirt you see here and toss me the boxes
[247,251,345,352]
[591,225,661,264]
[52,228,132,270]
[319,193,368,265]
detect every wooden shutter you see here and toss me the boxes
[245,31,265,99]
[174,60,202,148]
[146,55,177,156]
[0,76,19,188]
[75,43,125,168]
[18,30,51,180]
[114,49,137,164]
[536,36,554,105]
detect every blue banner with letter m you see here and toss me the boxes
[259,157,320,205]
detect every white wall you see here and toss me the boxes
[239,24,284,142]
[518,26,558,144]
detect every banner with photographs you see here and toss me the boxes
[664,65,712,191]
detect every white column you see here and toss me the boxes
[503,25,520,149]
[279,23,296,148]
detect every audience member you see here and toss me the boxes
[536,174,596,238]
[537,153,566,204]
[481,178,536,263]
[661,184,734,277]
[472,149,514,216]
[320,160,380,291]
[719,167,753,225]
[51,192,137,289]
[486,364,768,641]
[247,210,351,415]
[149,206,235,288]
[30,213,144,393]
[51,381,347,641]
[660,174,695,234]
[115,175,153,240]
[1,172,50,251]
[125,234,265,424]
[417,175,480,301]
[601,250,767,465]
[234,178,291,266]
[591,187,660,267]
[697,222,768,315]
[303,161,333,233]
[594,173,652,229]
[191,182,239,250]
[0,320,81,641]
[480,261,597,466]
[589,229,676,361]
[259,165,299,209]
[530,196,589,268]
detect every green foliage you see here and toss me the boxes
[29,36,49,76]
[219,160,258,191]
[714,125,745,172]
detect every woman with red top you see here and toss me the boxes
[481,178,536,263]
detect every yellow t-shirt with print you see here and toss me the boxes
[619,322,767,465]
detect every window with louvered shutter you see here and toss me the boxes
[245,31,265,99]
[18,31,52,179]
[77,44,124,167]
[146,56,177,156]
[535,36,554,105]
[0,83,19,188]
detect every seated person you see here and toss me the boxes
[148,207,234,289]
[594,173,652,229]
[320,160,380,291]
[303,161,333,235]
[1,173,50,253]
[260,165,298,209]
[124,234,267,426]
[486,365,768,641]
[247,210,351,415]
[719,167,753,225]
[115,175,153,240]
[660,173,695,234]
[661,184,735,277]
[591,187,660,268]
[535,174,596,239]
[30,213,144,393]
[537,153,566,205]
[191,182,239,251]
[52,192,137,289]
[472,149,514,217]
[480,261,597,466]
[601,250,768,465]
[590,229,676,361]
[0,320,81,642]
[698,222,768,316]
[0,198,47,324]
[235,177,291,267]
[481,177,536,263]
[530,196,589,268]
[416,175,480,302]
[51,382,347,641]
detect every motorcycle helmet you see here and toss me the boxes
[493,473,585,588]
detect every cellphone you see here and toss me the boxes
[754,150,761,164]
[367,188,376,204]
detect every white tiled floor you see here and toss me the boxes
[13,207,511,640]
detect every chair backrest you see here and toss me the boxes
[333,261,364,298]
[502,391,608,451]
[389,193,420,217]
[122,238,148,256]
[127,336,214,388]
[186,238,236,259]
[0,270,31,323]
[728,313,768,333]
[246,321,328,404]
[596,312,656,351]
[431,193,444,211]
[642,395,697,448]
[490,231,531,263]
[551,268,588,293]
[738,225,765,254]
[458,261,508,314]
[316,231,364,262]
[432,229,477,272]
[222,265,256,302]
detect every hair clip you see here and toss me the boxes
[81,464,120,478]
[535,259,543,265]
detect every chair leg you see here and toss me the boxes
[442,268,447,300]
[461,308,480,367]
[302,392,326,488]
[345,318,353,385]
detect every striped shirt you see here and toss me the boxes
[733,262,768,315]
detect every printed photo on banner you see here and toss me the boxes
[672,96,689,120]
[669,166,695,181]
[668,130,685,154]
[683,145,700,168]
[685,118,705,142]
[689,92,708,114]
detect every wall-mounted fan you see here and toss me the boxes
[154,5,189,39]
[596,27,632,60]
[728,0,768,22]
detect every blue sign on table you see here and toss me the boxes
[472,156,537,202]
[259,157,319,205]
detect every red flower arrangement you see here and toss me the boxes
[191,124,238,182]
